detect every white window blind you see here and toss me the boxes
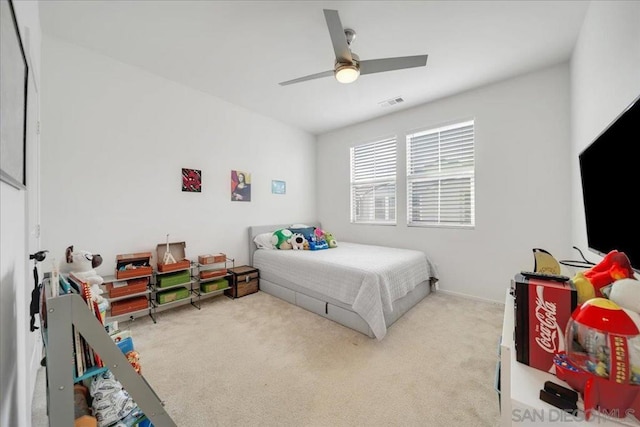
[407,120,475,227]
[350,137,397,224]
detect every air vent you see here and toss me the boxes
[378,96,405,108]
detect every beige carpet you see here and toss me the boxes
[32,290,504,426]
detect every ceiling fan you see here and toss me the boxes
[279,9,428,86]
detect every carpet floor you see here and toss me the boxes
[32,290,504,426]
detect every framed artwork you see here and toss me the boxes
[231,170,251,201]
[271,180,286,195]
[0,0,29,189]
[182,168,201,192]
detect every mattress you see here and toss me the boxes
[253,242,437,339]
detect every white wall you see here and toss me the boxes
[317,64,572,303]
[0,1,42,426]
[570,0,640,265]
[40,36,316,284]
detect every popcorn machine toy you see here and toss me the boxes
[553,298,640,420]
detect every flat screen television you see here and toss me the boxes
[579,94,640,272]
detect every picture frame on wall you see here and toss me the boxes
[271,180,286,195]
[231,170,251,201]
[182,168,202,192]
[0,0,29,189]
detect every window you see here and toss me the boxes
[407,120,475,227]
[350,137,397,224]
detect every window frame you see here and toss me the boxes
[350,136,398,225]
[406,119,475,229]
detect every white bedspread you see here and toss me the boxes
[253,242,437,339]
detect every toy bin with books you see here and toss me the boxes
[115,252,153,280]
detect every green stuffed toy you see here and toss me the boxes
[324,232,338,248]
[271,228,293,250]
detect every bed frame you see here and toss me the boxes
[249,224,436,338]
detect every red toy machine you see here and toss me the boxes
[554,298,640,420]
[512,273,577,373]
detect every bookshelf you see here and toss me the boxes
[41,276,176,426]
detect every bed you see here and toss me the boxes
[249,223,438,340]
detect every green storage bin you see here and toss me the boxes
[156,270,190,288]
[156,287,189,304]
[200,279,227,293]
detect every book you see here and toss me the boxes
[51,260,59,297]
[73,325,84,378]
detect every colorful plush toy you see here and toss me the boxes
[314,227,326,243]
[573,272,596,305]
[572,250,635,304]
[309,240,328,250]
[608,278,640,314]
[324,232,338,248]
[584,250,635,292]
[65,245,106,305]
[290,233,306,250]
[271,229,293,250]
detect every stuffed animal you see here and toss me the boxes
[608,278,640,314]
[572,250,635,303]
[573,272,596,305]
[65,245,107,307]
[271,229,293,250]
[290,233,306,250]
[314,228,326,243]
[584,250,635,294]
[324,232,338,248]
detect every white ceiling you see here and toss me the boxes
[39,0,590,135]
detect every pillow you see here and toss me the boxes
[288,227,315,242]
[289,223,311,228]
[254,232,275,249]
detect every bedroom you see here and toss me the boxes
[1,0,639,426]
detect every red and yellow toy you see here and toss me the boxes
[572,250,635,304]
[554,298,640,420]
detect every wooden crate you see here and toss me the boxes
[198,253,226,265]
[110,296,148,316]
[225,266,259,298]
[200,269,227,280]
[106,277,149,298]
[156,241,191,272]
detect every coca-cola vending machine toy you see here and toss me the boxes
[511,273,577,373]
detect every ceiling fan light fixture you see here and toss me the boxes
[335,63,360,84]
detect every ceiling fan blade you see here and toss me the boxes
[323,9,352,63]
[360,55,428,75]
[278,70,335,86]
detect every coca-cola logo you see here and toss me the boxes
[534,285,565,354]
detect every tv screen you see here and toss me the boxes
[579,94,640,272]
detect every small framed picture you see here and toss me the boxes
[271,180,286,195]
[231,170,251,201]
[182,168,202,192]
